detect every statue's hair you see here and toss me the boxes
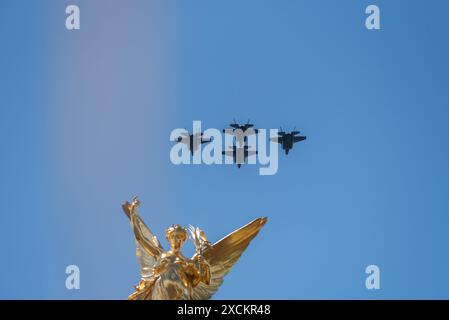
[165,224,187,241]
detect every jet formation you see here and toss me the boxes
[175,119,306,168]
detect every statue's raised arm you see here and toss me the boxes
[122,196,164,278]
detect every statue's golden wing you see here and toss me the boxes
[122,201,164,279]
[190,217,267,300]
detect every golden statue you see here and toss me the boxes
[122,196,267,300]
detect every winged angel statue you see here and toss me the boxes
[122,196,267,300]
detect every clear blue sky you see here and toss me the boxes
[1,0,449,299]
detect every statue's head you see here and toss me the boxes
[165,224,187,251]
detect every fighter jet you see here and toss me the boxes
[223,119,258,146]
[176,132,212,156]
[222,145,258,168]
[271,127,306,155]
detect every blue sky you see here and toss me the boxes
[1,0,449,299]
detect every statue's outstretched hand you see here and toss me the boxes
[131,196,140,210]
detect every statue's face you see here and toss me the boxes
[165,226,187,251]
